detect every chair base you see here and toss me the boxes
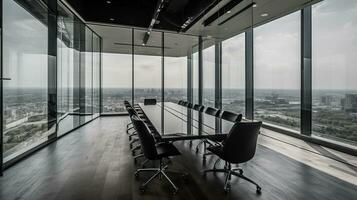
[134,160,182,195]
[204,162,261,194]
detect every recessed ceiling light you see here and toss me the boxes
[261,13,268,17]
[106,1,111,4]
[109,18,115,21]
[226,10,231,14]
[253,3,257,8]
[142,43,146,46]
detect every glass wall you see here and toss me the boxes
[3,0,49,161]
[222,33,245,115]
[192,51,199,105]
[254,11,301,131]
[56,1,101,136]
[102,28,132,113]
[57,2,80,136]
[312,0,357,145]
[164,33,197,103]
[134,30,162,103]
[93,34,101,117]
[1,0,99,165]
[202,41,216,107]
[83,27,93,123]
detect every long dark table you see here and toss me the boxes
[138,102,235,142]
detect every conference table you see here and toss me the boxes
[138,102,235,142]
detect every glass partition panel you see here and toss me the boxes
[83,27,93,123]
[222,33,245,115]
[3,0,49,161]
[164,33,197,103]
[93,33,100,117]
[202,39,216,108]
[133,30,162,104]
[102,28,132,113]
[254,11,301,131]
[312,0,357,145]
[57,2,81,136]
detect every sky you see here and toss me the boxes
[2,0,357,91]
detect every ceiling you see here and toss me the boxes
[63,0,320,57]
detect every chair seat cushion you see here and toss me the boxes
[207,145,225,159]
[156,142,181,158]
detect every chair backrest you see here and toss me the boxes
[178,100,183,105]
[222,121,262,164]
[205,107,220,117]
[193,104,204,112]
[186,103,193,108]
[220,111,243,122]
[126,107,137,117]
[144,98,157,105]
[131,115,158,160]
[182,101,188,106]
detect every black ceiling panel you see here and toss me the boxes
[66,0,217,32]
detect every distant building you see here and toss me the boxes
[321,95,334,106]
[342,94,357,113]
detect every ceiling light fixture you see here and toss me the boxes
[106,1,111,4]
[109,18,115,21]
[261,13,268,17]
[226,10,231,14]
[252,3,257,8]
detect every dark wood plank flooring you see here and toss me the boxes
[0,116,356,200]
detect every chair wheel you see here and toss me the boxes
[256,186,262,194]
[139,186,146,194]
[134,172,139,178]
[239,169,243,175]
[224,185,231,193]
[172,189,178,195]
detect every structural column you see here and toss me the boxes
[245,28,254,120]
[301,6,312,135]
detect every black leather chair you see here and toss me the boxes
[193,104,204,112]
[132,115,182,194]
[178,100,183,105]
[186,102,193,108]
[220,111,243,123]
[205,107,221,117]
[144,98,157,105]
[182,101,188,107]
[194,107,222,156]
[204,121,262,193]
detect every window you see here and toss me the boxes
[254,11,301,131]
[312,0,357,145]
[57,2,81,135]
[3,0,49,161]
[93,34,101,117]
[134,30,162,103]
[102,28,132,113]
[222,33,245,115]
[164,33,196,103]
[83,27,93,123]
[192,50,199,105]
[202,41,216,107]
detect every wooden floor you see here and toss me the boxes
[0,116,356,200]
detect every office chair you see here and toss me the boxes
[193,104,204,112]
[204,121,262,193]
[205,107,221,117]
[144,98,157,105]
[220,111,243,122]
[131,115,182,195]
[194,107,222,156]
[182,101,188,106]
[186,102,193,108]
[178,100,183,105]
